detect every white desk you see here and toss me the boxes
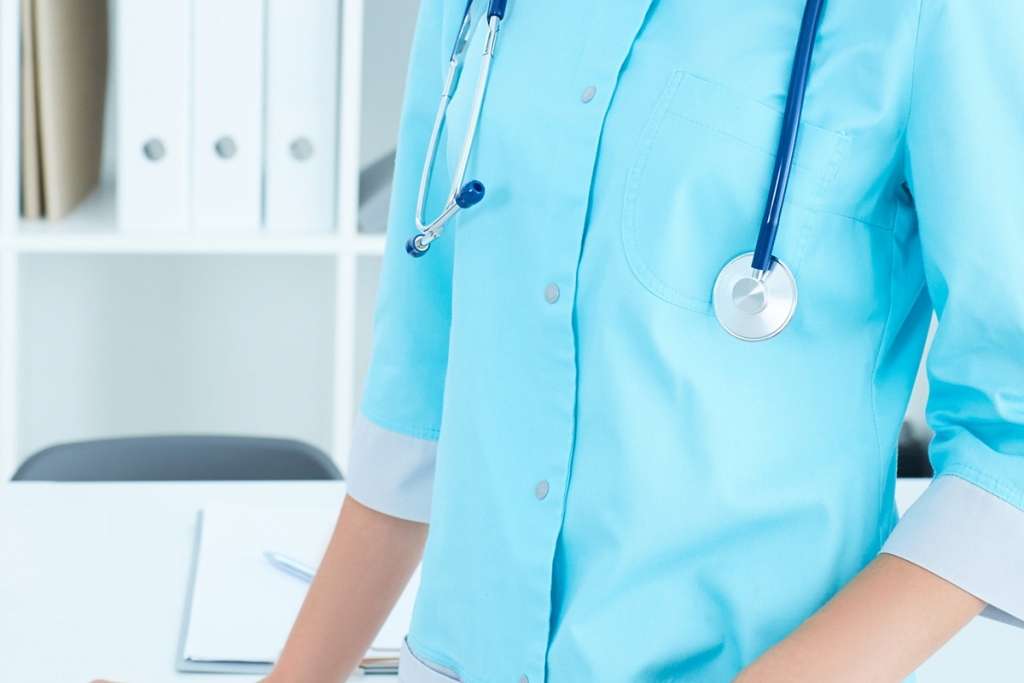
[0,482,348,683]
[1,481,1020,682]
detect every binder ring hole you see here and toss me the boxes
[290,137,314,161]
[214,136,238,160]
[142,138,166,162]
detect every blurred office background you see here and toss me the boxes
[0,0,935,481]
[6,6,1011,682]
[0,0,423,480]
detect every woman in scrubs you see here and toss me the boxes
[268,1,1024,681]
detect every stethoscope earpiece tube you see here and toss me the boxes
[449,0,477,61]
[409,1,504,258]
[751,0,827,273]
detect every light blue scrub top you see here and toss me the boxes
[349,1,1024,681]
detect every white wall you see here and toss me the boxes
[18,254,337,457]
[360,0,419,169]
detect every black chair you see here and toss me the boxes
[12,435,342,481]
[897,421,934,478]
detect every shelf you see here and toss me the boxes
[10,183,388,256]
[0,0,402,476]
[19,181,117,238]
[14,233,351,255]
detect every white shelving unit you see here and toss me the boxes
[0,0,420,479]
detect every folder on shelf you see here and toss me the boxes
[264,0,340,234]
[20,0,41,220]
[21,0,108,221]
[178,503,419,675]
[192,0,265,232]
[117,0,191,232]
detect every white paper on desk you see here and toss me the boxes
[183,504,420,664]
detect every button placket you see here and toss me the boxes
[523,4,655,679]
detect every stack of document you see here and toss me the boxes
[21,0,108,220]
[178,503,419,675]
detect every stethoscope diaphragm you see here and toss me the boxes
[712,253,798,342]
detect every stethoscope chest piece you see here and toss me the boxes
[712,252,797,342]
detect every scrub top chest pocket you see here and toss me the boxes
[622,71,851,314]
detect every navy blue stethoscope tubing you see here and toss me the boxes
[751,0,827,272]
[489,0,508,19]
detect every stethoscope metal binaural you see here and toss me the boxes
[406,0,505,258]
[407,0,827,342]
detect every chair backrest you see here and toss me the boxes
[12,435,342,482]
[897,421,934,478]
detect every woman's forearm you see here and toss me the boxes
[737,553,985,682]
[266,495,428,683]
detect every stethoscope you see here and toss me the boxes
[407,0,826,342]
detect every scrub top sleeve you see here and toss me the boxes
[881,0,1024,626]
[347,1,455,525]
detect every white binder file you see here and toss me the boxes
[117,0,191,232]
[192,0,265,232]
[264,0,340,234]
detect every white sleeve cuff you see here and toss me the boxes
[345,412,437,524]
[882,475,1024,627]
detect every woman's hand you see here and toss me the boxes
[90,497,424,683]
[267,495,427,682]
[735,554,984,682]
